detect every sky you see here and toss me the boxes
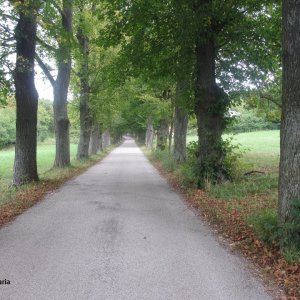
[35,67,54,102]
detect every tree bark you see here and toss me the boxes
[135,131,145,144]
[89,124,102,155]
[174,81,188,163]
[194,28,229,187]
[145,117,154,148]
[157,119,169,151]
[12,3,39,186]
[279,0,300,223]
[53,0,73,167]
[168,113,174,154]
[76,19,91,160]
[102,131,111,149]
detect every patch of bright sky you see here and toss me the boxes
[35,65,54,102]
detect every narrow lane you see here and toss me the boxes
[0,139,272,300]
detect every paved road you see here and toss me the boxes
[0,139,273,300]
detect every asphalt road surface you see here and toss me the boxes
[0,139,273,300]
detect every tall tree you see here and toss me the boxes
[76,5,91,160]
[36,0,73,167]
[191,0,281,187]
[278,0,300,223]
[193,0,230,186]
[53,0,73,167]
[11,0,40,185]
[174,80,189,163]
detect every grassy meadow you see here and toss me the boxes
[0,143,78,186]
[0,143,78,206]
[199,130,280,200]
[188,130,280,171]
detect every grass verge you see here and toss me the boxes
[0,146,115,226]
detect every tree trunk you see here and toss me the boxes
[145,117,154,148]
[174,81,188,163]
[279,0,300,223]
[12,3,39,186]
[157,119,169,151]
[102,131,111,149]
[53,0,73,168]
[98,130,103,152]
[76,19,91,160]
[168,114,174,153]
[89,124,102,155]
[194,30,229,187]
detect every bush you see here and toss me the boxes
[222,137,244,180]
[0,100,55,148]
[227,110,280,133]
[177,139,243,189]
[152,149,176,172]
[0,106,16,148]
[69,128,80,144]
[37,100,54,142]
[247,200,300,263]
[176,163,198,188]
[175,141,198,188]
[247,208,278,243]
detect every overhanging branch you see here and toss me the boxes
[35,54,56,87]
[259,92,281,108]
[36,36,58,53]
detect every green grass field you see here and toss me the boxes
[186,130,280,201]
[188,130,280,171]
[0,143,78,186]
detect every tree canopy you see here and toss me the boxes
[4,0,300,229]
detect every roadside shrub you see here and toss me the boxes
[248,200,300,263]
[152,149,176,172]
[176,141,198,188]
[247,208,278,243]
[178,139,244,189]
[176,163,198,188]
[222,138,244,180]
[175,140,243,188]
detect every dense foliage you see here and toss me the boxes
[0,99,54,149]
[228,109,280,133]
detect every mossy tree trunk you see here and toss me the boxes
[194,28,229,188]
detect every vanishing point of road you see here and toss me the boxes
[0,139,274,300]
